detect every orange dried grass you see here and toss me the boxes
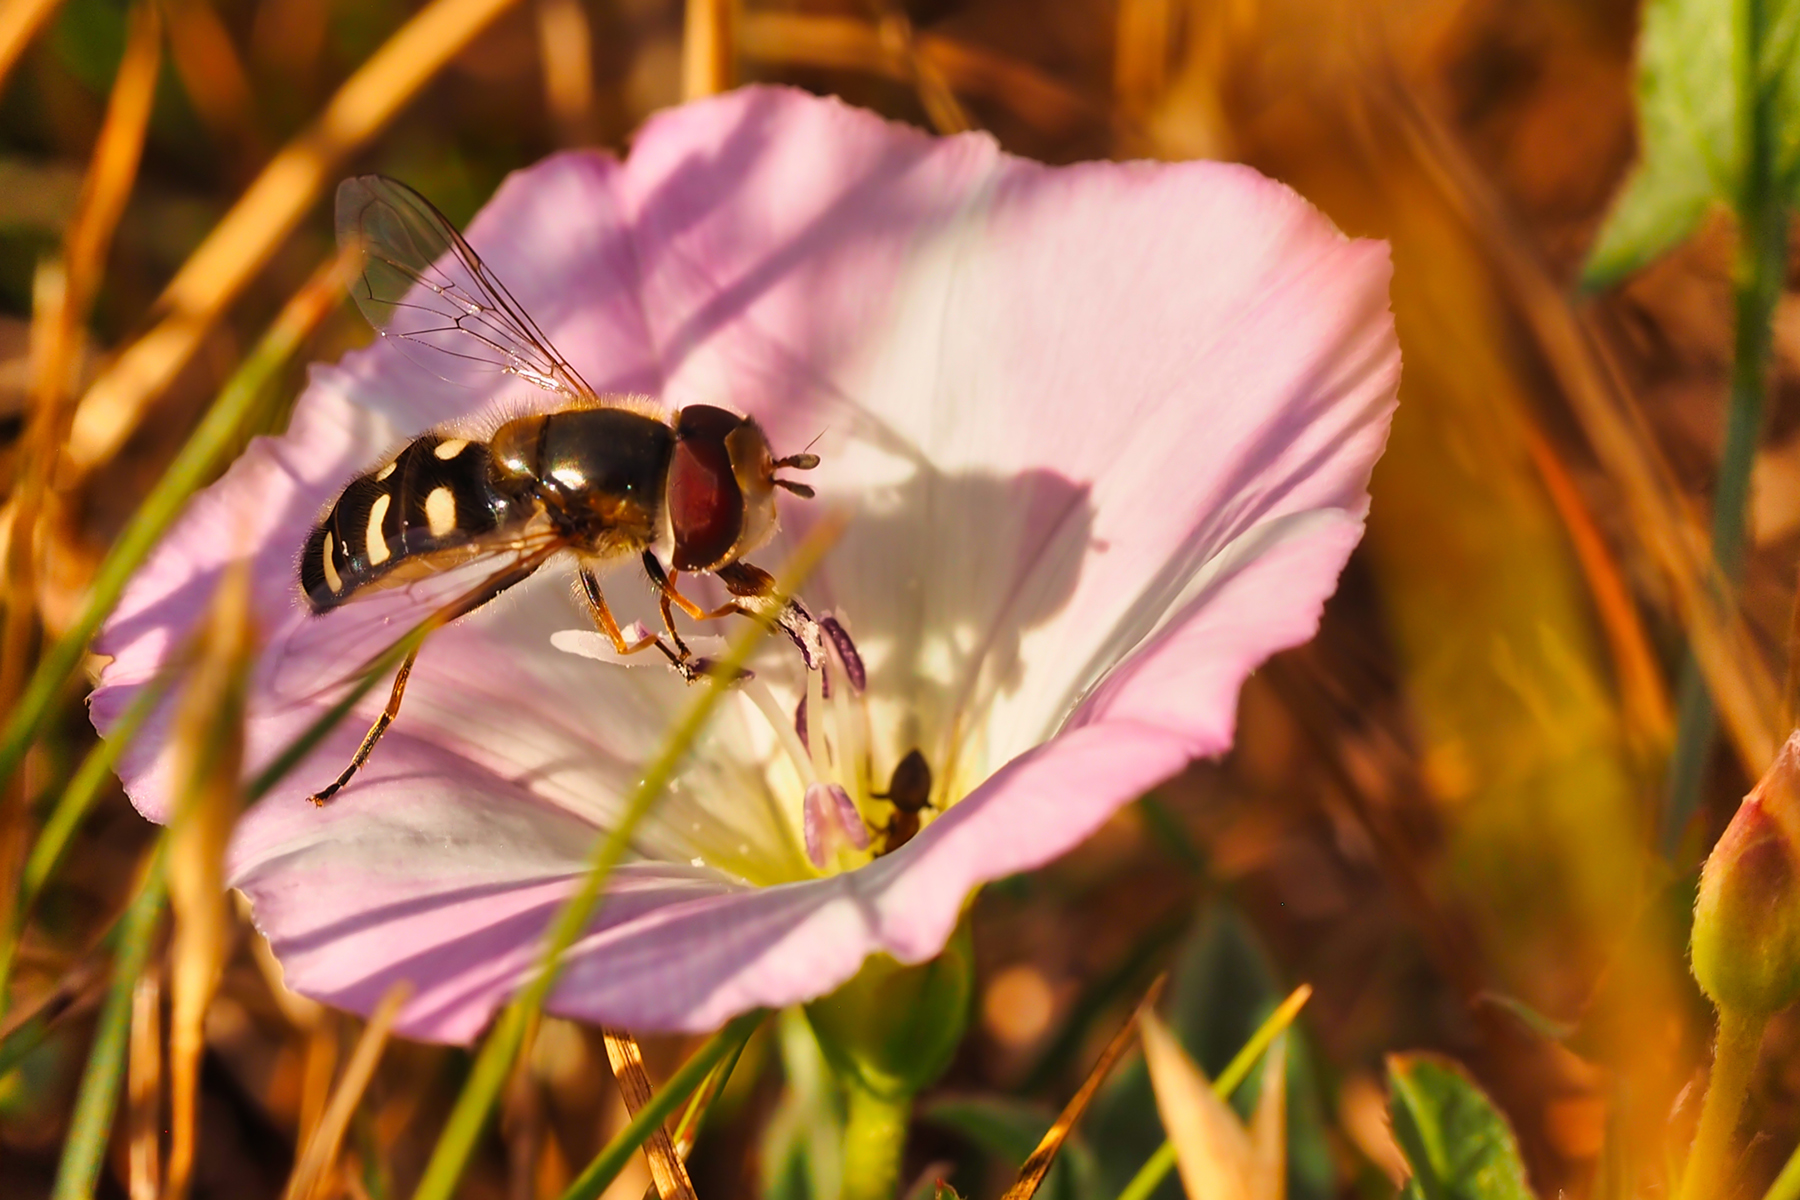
[0,0,62,95]
[1379,74,1782,776]
[284,985,410,1200]
[682,0,734,101]
[164,562,254,1200]
[603,1028,700,1200]
[126,968,161,1200]
[3,0,161,706]
[1001,976,1167,1200]
[66,0,530,476]
[737,13,1090,136]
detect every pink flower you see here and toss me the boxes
[91,87,1398,1042]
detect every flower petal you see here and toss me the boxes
[617,86,1398,771]
[94,87,1396,1040]
[230,716,1187,1038]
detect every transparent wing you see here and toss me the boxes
[271,525,573,706]
[335,175,598,401]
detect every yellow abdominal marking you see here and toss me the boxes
[375,461,398,481]
[322,532,343,593]
[434,438,469,460]
[425,486,457,537]
[365,494,392,565]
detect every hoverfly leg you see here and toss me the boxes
[307,649,419,806]
[715,561,824,669]
[579,565,679,659]
[657,586,692,660]
[307,552,549,806]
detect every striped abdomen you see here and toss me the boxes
[301,434,528,613]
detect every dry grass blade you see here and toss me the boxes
[535,0,596,145]
[603,1028,699,1200]
[681,0,733,100]
[0,0,161,1005]
[1001,976,1167,1200]
[284,984,409,1200]
[297,1021,340,1157]
[162,0,260,164]
[1114,0,1171,118]
[2,0,160,706]
[66,0,528,475]
[1519,420,1674,754]
[163,563,254,1200]
[1247,1035,1286,1200]
[0,937,108,1069]
[126,969,161,1200]
[0,0,62,94]
[1374,69,1781,776]
[1140,1011,1255,1200]
[867,2,971,134]
[737,14,1090,136]
[1785,565,1800,729]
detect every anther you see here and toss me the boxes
[792,663,832,754]
[803,782,869,868]
[820,616,866,693]
[776,597,824,670]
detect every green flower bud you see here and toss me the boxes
[805,922,974,1100]
[1693,734,1800,1017]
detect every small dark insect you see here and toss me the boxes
[873,748,933,853]
[301,175,822,805]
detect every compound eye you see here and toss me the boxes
[668,428,744,571]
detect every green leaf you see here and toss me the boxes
[1584,0,1739,287]
[1386,1054,1532,1200]
[1587,0,1800,284]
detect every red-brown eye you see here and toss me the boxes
[668,406,746,571]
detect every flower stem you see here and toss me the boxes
[1660,0,1789,854]
[841,1080,910,1200]
[1678,1008,1766,1200]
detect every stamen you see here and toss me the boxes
[803,782,869,868]
[824,626,868,799]
[792,664,831,755]
[805,655,829,780]
[820,616,866,693]
[742,678,818,787]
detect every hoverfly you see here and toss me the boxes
[300,175,823,804]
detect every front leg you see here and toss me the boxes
[580,566,696,679]
[715,560,823,669]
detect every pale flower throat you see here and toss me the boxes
[740,615,936,874]
[555,612,942,881]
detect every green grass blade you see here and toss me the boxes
[21,670,176,912]
[0,668,180,1015]
[48,840,168,1200]
[0,264,339,794]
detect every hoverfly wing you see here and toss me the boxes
[272,525,567,706]
[335,175,596,402]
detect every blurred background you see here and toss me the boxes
[1,0,1796,1196]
